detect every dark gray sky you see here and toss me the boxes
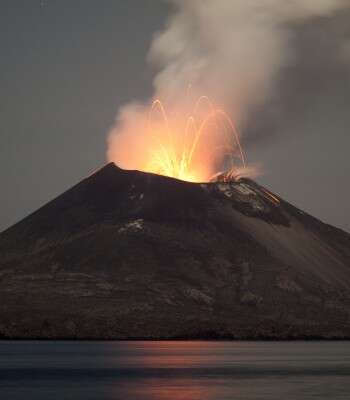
[1,0,349,233]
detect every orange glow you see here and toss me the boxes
[108,94,252,183]
[260,187,280,204]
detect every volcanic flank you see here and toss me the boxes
[0,163,350,339]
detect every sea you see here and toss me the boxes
[0,340,349,399]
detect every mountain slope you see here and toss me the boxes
[0,163,349,339]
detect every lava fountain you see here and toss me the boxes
[108,94,252,183]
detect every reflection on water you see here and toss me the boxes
[127,379,221,400]
[0,341,349,399]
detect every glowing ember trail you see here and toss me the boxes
[108,95,251,183]
[144,97,245,182]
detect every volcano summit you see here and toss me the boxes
[0,163,349,339]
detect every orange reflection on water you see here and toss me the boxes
[129,379,220,400]
[115,341,237,400]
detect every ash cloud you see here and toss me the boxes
[149,0,348,119]
[108,0,349,170]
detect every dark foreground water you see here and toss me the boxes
[0,341,350,399]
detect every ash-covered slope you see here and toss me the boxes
[0,163,349,339]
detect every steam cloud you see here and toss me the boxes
[107,0,347,172]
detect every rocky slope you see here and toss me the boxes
[0,163,349,339]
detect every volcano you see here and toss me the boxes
[0,163,349,339]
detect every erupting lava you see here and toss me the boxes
[145,97,245,182]
[108,95,249,183]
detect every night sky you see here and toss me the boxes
[1,0,350,232]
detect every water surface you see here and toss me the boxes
[0,341,349,399]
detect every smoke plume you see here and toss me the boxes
[107,0,347,174]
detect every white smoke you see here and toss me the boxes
[149,0,347,115]
[108,0,347,170]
